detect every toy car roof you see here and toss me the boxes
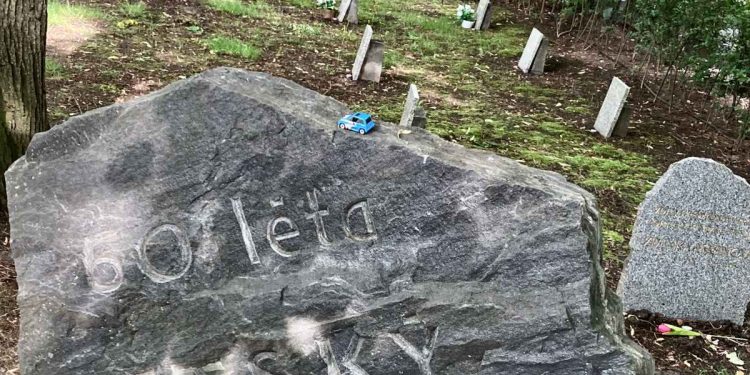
[352,112,371,118]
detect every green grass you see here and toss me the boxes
[291,23,321,36]
[206,36,262,60]
[47,0,102,26]
[206,0,277,19]
[45,58,65,79]
[120,1,147,18]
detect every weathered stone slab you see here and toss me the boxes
[7,68,653,375]
[474,0,492,30]
[529,38,549,75]
[618,158,750,324]
[351,25,372,81]
[336,0,357,24]
[612,105,631,137]
[360,40,383,82]
[518,28,547,74]
[398,84,419,127]
[412,107,427,129]
[594,77,630,138]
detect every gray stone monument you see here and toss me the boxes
[473,0,493,31]
[351,25,382,82]
[360,40,384,82]
[336,0,357,24]
[398,84,420,127]
[518,28,549,74]
[412,108,427,129]
[594,77,630,138]
[618,158,750,324]
[6,68,654,375]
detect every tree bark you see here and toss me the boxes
[0,0,48,208]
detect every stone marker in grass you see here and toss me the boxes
[474,0,493,30]
[336,0,357,24]
[398,84,420,127]
[594,77,631,138]
[618,157,750,325]
[351,25,383,82]
[6,68,654,374]
[518,27,549,74]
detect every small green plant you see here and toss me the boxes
[207,36,261,60]
[45,58,65,79]
[456,4,475,22]
[206,0,275,19]
[316,0,335,10]
[120,1,147,18]
[116,19,140,29]
[186,25,204,35]
[291,23,321,36]
[47,0,102,26]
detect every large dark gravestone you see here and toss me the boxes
[6,68,653,374]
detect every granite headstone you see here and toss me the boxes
[336,0,358,24]
[351,25,372,81]
[518,28,548,74]
[594,77,630,138]
[360,40,384,83]
[473,0,493,31]
[6,68,654,375]
[618,158,750,324]
[398,84,420,127]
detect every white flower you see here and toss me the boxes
[456,4,474,20]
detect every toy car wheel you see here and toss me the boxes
[339,124,345,129]
[359,129,365,135]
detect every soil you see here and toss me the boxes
[0,208,18,374]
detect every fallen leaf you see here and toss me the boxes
[727,352,745,366]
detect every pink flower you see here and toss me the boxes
[657,324,672,334]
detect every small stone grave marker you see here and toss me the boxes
[593,77,630,138]
[518,28,549,74]
[412,108,427,129]
[336,0,358,24]
[474,0,493,30]
[618,158,750,324]
[351,25,383,82]
[398,84,420,127]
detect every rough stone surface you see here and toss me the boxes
[618,158,750,324]
[473,0,491,30]
[412,108,427,129]
[351,25,372,81]
[612,105,631,137]
[529,38,549,75]
[518,28,545,74]
[336,0,357,24]
[594,77,630,138]
[360,40,383,83]
[7,68,653,375]
[398,84,419,127]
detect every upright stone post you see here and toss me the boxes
[593,77,631,138]
[399,84,420,127]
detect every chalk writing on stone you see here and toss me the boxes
[267,215,301,258]
[386,327,439,375]
[343,199,377,241]
[88,257,124,293]
[305,189,333,246]
[231,197,262,265]
[137,223,193,284]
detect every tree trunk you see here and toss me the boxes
[0,0,48,208]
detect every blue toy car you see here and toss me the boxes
[337,112,376,135]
